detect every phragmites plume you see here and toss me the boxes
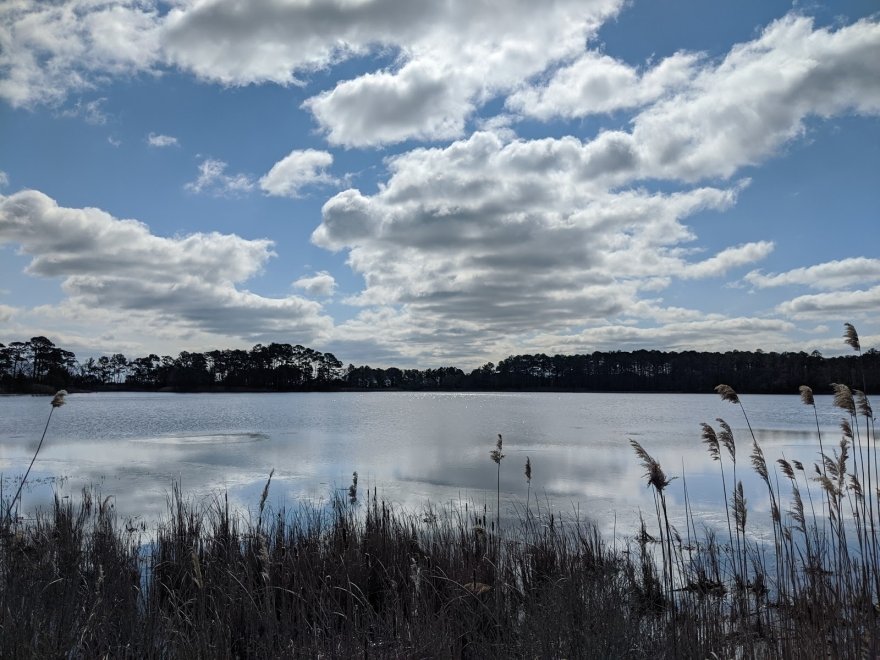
[716,418,736,462]
[854,390,873,418]
[701,423,720,461]
[843,322,860,352]
[630,439,673,492]
[840,418,853,440]
[750,439,769,483]
[849,473,864,500]
[798,385,814,407]
[490,434,505,464]
[715,384,740,405]
[793,459,805,472]
[831,383,856,416]
[51,390,67,408]
[790,485,806,527]
[733,481,747,533]
[777,458,795,481]
[524,456,531,483]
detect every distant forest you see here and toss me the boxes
[1,335,877,395]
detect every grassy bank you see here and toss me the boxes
[1,474,878,658]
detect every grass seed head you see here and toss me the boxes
[798,385,814,406]
[843,322,860,352]
[490,434,504,464]
[715,384,740,405]
[854,390,873,418]
[51,390,67,408]
[716,418,736,462]
[701,423,720,461]
[831,383,855,415]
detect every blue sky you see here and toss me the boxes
[1,0,878,367]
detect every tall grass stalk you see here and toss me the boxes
[4,390,66,521]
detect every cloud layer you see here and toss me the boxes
[0,190,331,343]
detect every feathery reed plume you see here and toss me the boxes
[490,434,504,530]
[348,471,358,504]
[524,456,531,484]
[715,384,740,405]
[701,423,720,461]
[630,440,672,492]
[733,482,747,534]
[832,383,856,416]
[716,419,736,462]
[777,458,795,481]
[844,322,861,352]
[750,441,769,483]
[854,390,873,419]
[490,434,504,465]
[5,390,67,521]
[799,385,814,406]
[257,469,274,530]
[630,439,676,596]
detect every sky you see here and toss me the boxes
[0,0,878,368]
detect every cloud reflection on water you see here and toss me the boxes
[0,392,845,540]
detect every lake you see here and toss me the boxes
[0,391,846,540]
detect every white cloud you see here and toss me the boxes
[259,149,334,198]
[507,50,700,119]
[185,158,254,197]
[0,303,14,323]
[0,189,331,343]
[293,271,337,297]
[777,285,880,318]
[745,257,880,290]
[311,130,750,361]
[107,136,121,147]
[60,97,109,125]
[680,241,775,279]
[166,0,622,146]
[533,317,797,354]
[510,15,880,183]
[0,1,161,107]
[0,171,8,187]
[147,132,179,148]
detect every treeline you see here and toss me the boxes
[1,336,877,394]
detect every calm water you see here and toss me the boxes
[0,391,845,538]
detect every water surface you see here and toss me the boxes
[0,391,845,538]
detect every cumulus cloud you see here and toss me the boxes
[0,1,161,107]
[745,257,880,290]
[311,130,753,361]
[259,149,335,198]
[147,132,179,148]
[293,271,337,297]
[0,190,331,343]
[507,50,700,119]
[164,0,622,146]
[777,285,880,319]
[185,158,254,197]
[510,15,880,183]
